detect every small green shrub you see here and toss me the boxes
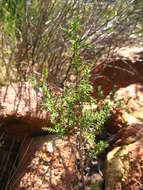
[37,17,106,132]
[31,16,127,188]
[32,16,123,152]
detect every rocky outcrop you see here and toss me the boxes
[0,82,52,136]
[105,125,143,190]
[104,83,143,190]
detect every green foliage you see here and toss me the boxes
[36,17,118,158]
[39,17,95,135]
[0,0,24,43]
[91,181,100,190]
[89,140,109,158]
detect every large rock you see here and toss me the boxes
[105,110,143,190]
[105,83,143,135]
[91,47,143,96]
[0,82,51,136]
[10,135,79,190]
[105,125,143,190]
[105,140,143,190]
[104,82,143,189]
